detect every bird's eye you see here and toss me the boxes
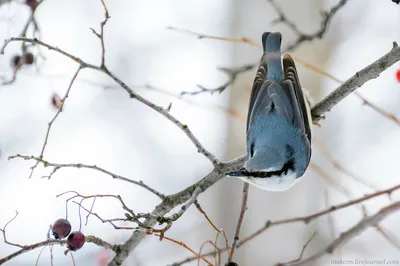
[250,142,255,157]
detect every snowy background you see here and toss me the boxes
[0,0,400,265]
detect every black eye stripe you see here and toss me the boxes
[242,158,295,179]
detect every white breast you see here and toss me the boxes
[232,170,301,192]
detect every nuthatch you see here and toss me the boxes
[227,32,312,192]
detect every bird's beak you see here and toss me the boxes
[225,168,248,177]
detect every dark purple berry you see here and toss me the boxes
[67,231,85,251]
[52,218,71,239]
[25,0,38,9]
[11,55,21,68]
[24,53,34,65]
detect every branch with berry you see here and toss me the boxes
[1,0,400,265]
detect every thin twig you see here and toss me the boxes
[91,0,110,67]
[228,183,249,263]
[34,245,47,266]
[0,235,115,265]
[9,154,165,199]
[151,233,213,266]
[324,190,336,240]
[0,211,22,248]
[69,252,76,266]
[0,0,44,86]
[268,0,349,51]
[167,27,260,47]
[172,182,400,265]
[181,65,255,96]
[276,232,317,266]
[194,201,230,258]
[86,196,97,226]
[198,240,220,266]
[169,28,400,127]
[57,191,153,231]
[278,201,400,266]
[27,66,82,177]
[238,183,399,247]
[164,187,203,222]
[1,37,220,166]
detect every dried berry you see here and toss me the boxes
[51,93,63,111]
[25,0,38,9]
[51,218,71,239]
[67,231,85,251]
[24,53,34,65]
[11,55,21,68]
[396,69,400,82]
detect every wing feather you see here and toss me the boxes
[282,53,312,142]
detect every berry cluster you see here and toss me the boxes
[51,218,85,251]
[10,53,34,69]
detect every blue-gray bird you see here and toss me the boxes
[227,32,312,191]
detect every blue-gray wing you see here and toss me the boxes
[247,81,294,131]
[247,49,294,130]
[247,53,311,143]
[282,53,312,142]
[247,53,268,132]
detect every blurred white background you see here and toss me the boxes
[0,0,400,265]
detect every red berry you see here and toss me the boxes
[24,53,34,65]
[25,0,37,9]
[11,55,21,68]
[396,69,400,82]
[52,218,71,239]
[51,93,63,110]
[67,231,85,251]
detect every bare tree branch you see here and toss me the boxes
[276,232,317,266]
[170,182,400,265]
[181,65,254,96]
[0,37,220,167]
[0,0,44,86]
[227,183,249,263]
[107,156,246,265]
[268,0,349,51]
[170,8,400,129]
[312,42,400,120]
[0,235,116,265]
[90,0,110,68]
[278,201,400,266]
[9,154,165,199]
[27,66,82,177]
[169,0,350,96]
[238,182,399,247]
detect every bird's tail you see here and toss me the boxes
[262,32,283,81]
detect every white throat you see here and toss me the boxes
[231,170,300,192]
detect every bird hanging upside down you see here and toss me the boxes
[227,32,312,192]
